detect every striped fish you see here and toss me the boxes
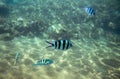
[46,39,72,50]
[32,59,53,66]
[84,7,95,15]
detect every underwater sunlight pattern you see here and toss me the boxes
[0,0,120,79]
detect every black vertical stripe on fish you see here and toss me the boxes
[90,8,94,15]
[88,8,91,14]
[90,8,93,13]
[44,59,47,64]
[58,40,61,49]
[62,40,66,50]
[54,41,57,49]
[66,40,69,49]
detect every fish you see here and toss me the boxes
[15,52,20,61]
[46,39,72,50]
[84,7,95,15]
[32,59,53,66]
[14,52,20,65]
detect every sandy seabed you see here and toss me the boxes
[0,36,119,79]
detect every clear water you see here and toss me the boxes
[0,0,120,79]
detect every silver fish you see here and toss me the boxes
[84,7,95,15]
[32,59,53,66]
[46,39,72,50]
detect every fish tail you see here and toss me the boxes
[46,41,54,48]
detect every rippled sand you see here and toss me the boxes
[0,37,119,79]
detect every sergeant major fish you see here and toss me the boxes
[84,7,95,15]
[46,39,72,50]
[32,59,53,66]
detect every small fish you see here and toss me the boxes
[15,52,20,61]
[84,7,95,15]
[14,52,20,65]
[46,39,72,50]
[32,59,53,66]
